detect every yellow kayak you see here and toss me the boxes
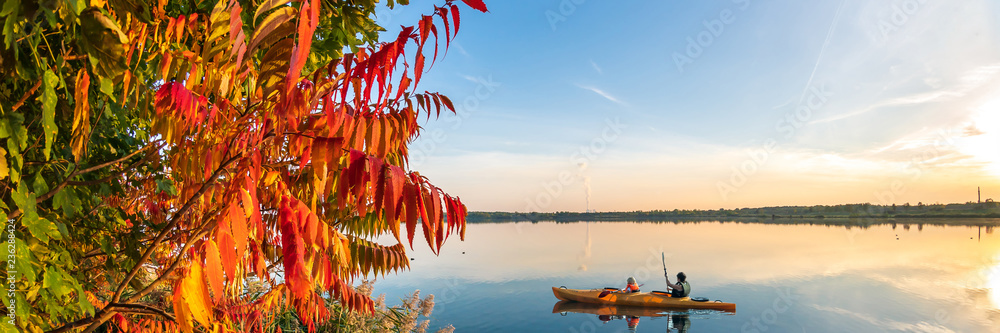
[552,287,736,312]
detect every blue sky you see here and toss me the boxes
[375,0,1000,212]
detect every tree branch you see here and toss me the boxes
[108,302,176,321]
[8,142,163,220]
[11,78,43,112]
[125,225,210,304]
[112,153,242,303]
[72,141,163,177]
[44,315,95,333]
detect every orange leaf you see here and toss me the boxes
[205,240,225,302]
[240,188,254,217]
[217,231,238,284]
[229,202,249,259]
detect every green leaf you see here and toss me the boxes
[156,178,178,196]
[22,211,60,244]
[64,0,85,16]
[14,238,36,282]
[40,69,59,160]
[98,237,115,256]
[0,0,17,16]
[2,112,27,150]
[12,182,35,215]
[99,77,115,102]
[14,291,30,331]
[53,187,81,217]
[76,284,94,316]
[32,172,49,196]
[5,141,19,183]
[43,269,73,298]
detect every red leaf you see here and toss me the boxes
[414,53,425,86]
[462,0,489,12]
[404,183,419,249]
[418,15,433,48]
[279,196,311,299]
[436,6,451,51]
[450,4,461,35]
[387,165,406,220]
[444,195,457,236]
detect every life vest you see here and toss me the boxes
[678,281,691,297]
[624,282,640,293]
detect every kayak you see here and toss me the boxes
[552,300,669,317]
[552,287,736,312]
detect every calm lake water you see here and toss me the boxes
[373,221,1000,332]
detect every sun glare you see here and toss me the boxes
[989,261,1000,309]
[957,98,1000,178]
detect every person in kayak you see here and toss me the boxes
[665,272,690,297]
[622,277,641,293]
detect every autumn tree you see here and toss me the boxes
[0,0,488,331]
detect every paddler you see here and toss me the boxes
[665,272,690,297]
[622,276,641,293]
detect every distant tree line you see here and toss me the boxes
[467,201,1000,223]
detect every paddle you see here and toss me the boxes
[661,252,669,290]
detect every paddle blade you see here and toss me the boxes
[598,290,611,298]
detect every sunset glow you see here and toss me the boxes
[381,0,1000,212]
[958,97,1000,178]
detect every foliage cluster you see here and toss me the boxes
[0,0,487,331]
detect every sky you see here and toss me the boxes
[372,0,1000,212]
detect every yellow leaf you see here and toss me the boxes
[173,281,194,333]
[0,148,7,180]
[263,170,280,186]
[182,257,214,329]
[241,188,254,217]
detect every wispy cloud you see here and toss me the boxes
[576,84,627,106]
[812,63,1000,124]
[454,43,469,57]
[589,60,602,75]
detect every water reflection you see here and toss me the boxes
[552,301,702,332]
[374,220,1000,332]
[989,260,1000,308]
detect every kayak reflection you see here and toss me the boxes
[553,301,693,332]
